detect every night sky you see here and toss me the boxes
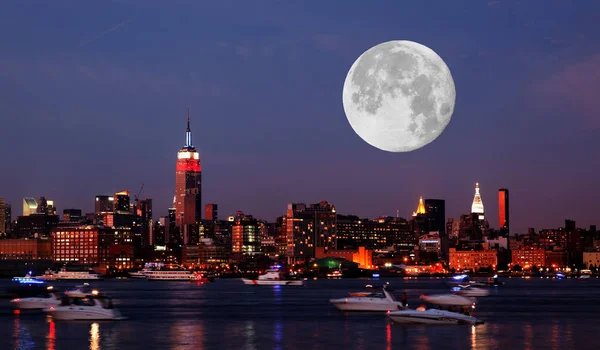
[1,1,599,234]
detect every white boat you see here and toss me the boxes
[330,285,405,312]
[452,285,490,297]
[34,269,58,281]
[41,267,101,281]
[129,270,148,279]
[65,283,94,297]
[10,287,62,310]
[145,265,193,281]
[44,291,125,321]
[241,268,304,286]
[129,262,165,279]
[388,294,484,325]
[327,270,342,279]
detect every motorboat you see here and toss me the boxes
[190,272,211,283]
[330,284,405,312]
[7,274,48,298]
[65,283,94,297]
[242,267,304,286]
[327,270,342,279]
[11,287,62,310]
[388,294,484,325]
[348,284,380,297]
[44,291,125,321]
[452,285,490,297]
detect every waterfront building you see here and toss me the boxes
[231,213,261,256]
[0,239,52,260]
[315,246,372,268]
[51,226,134,271]
[285,201,337,263]
[583,252,600,269]
[448,248,497,271]
[511,248,545,268]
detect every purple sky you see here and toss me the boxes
[1,1,599,234]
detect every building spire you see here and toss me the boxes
[185,105,192,147]
[412,196,426,217]
[471,182,484,214]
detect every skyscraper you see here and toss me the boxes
[205,203,218,221]
[498,189,509,235]
[22,197,38,216]
[0,198,5,236]
[114,191,131,214]
[175,107,202,228]
[424,199,446,235]
[95,195,114,214]
[471,183,485,220]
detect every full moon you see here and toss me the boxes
[342,40,455,152]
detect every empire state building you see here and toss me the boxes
[175,107,202,229]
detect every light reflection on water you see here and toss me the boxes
[170,319,205,350]
[89,323,100,350]
[13,313,35,350]
[273,320,283,350]
[244,321,256,350]
[46,316,55,350]
[3,279,600,349]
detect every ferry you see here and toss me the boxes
[145,265,193,281]
[35,267,101,281]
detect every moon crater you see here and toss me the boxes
[343,40,455,152]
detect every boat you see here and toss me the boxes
[65,283,94,297]
[10,286,62,310]
[34,269,58,281]
[327,270,342,279]
[330,284,405,312]
[452,285,490,297]
[42,267,102,280]
[348,284,380,297]
[129,262,165,279]
[241,267,304,286]
[577,270,592,281]
[44,290,125,321]
[190,272,211,283]
[7,274,48,298]
[388,294,484,325]
[145,265,193,281]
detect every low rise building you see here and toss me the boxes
[315,246,372,268]
[0,239,52,260]
[449,248,497,271]
[511,248,545,268]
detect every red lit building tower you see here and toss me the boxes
[175,108,202,237]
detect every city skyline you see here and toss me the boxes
[1,1,599,234]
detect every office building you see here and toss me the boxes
[175,107,202,228]
[52,227,134,271]
[471,183,485,219]
[205,203,218,221]
[498,189,509,235]
[63,209,83,222]
[23,197,38,216]
[114,191,131,214]
[0,198,5,236]
[95,195,114,214]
